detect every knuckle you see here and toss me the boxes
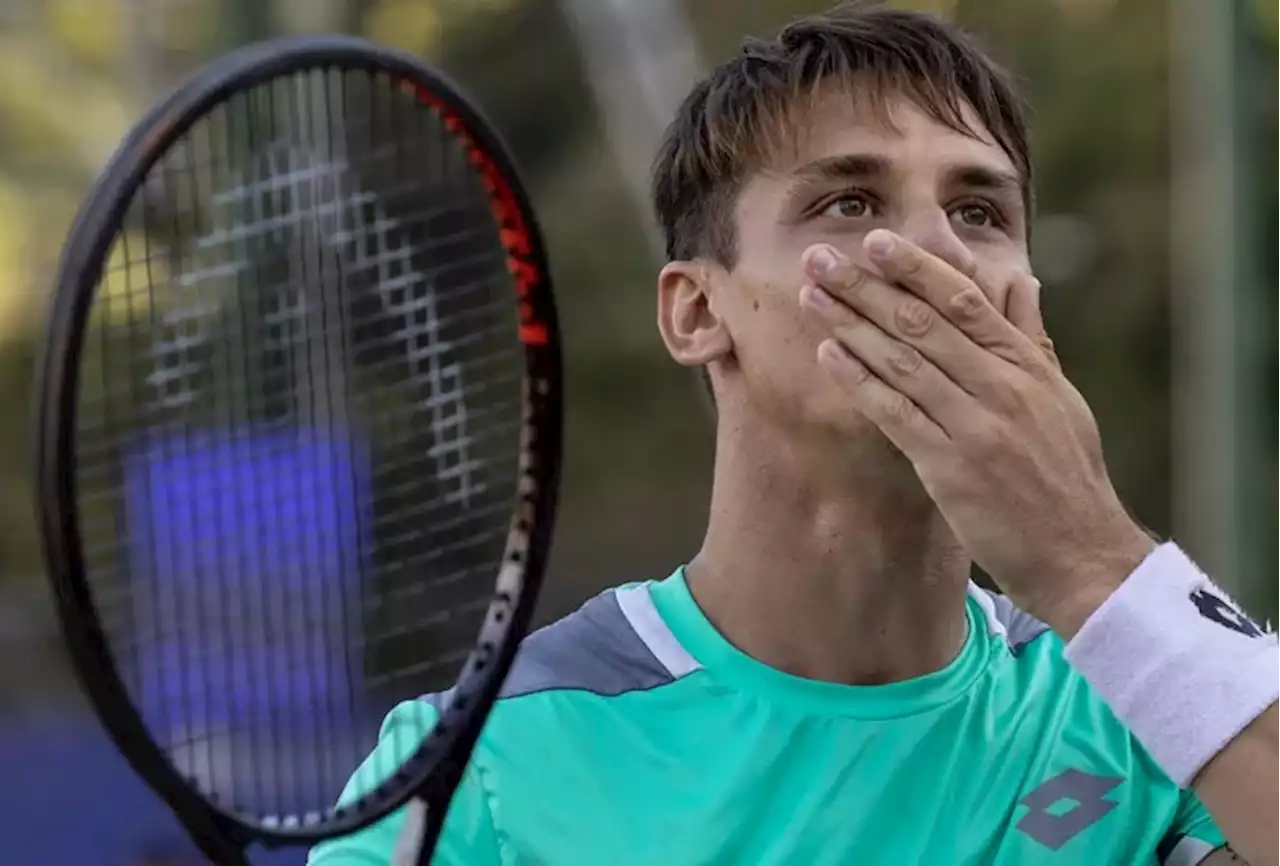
[988,376,1041,423]
[894,298,935,337]
[884,392,919,424]
[949,288,986,321]
[887,344,924,376]
[987,375,1024,409]
[1023,353,1055,384]
[990,341,1044,375]
[959,418,1009,457]
[838,265,870,299]
[1025,339,1060,378]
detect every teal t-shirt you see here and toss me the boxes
[310,569,1225,865]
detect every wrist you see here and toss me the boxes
[1032,523,1158,639]
[1062,542,1279,787]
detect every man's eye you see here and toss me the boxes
[819,194,874,219]
[952,202,998,228]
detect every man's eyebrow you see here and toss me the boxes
[790,154,891,183]
[947,164,1023,195]
[785,155,1023,194]
[779,155,889,213]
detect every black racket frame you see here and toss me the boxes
[32,34,562,863]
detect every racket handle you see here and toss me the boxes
[392,796,449,866]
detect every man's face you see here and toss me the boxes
[713,88,1030,447]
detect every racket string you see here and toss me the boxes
[74,65,528,823]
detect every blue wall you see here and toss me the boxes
[0,715,307,866]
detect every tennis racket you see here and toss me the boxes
[33,35,561,866]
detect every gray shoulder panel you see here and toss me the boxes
[418,690,452,714]
[968,583,1053,655]
[496,588,680,700]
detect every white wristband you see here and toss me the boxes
[1064,542,1279,788]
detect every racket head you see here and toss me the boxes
[34,34,561,850]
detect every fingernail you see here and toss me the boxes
[866,231,895,260]
[801,285,833,309]
[808,247,838,276]
[819,339,865,376]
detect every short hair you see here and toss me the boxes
[651,1,1033,268]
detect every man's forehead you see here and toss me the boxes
[763,87,1018,180]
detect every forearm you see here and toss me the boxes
[1192,704,1279,866]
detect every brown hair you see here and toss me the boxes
[651,1,1033,267]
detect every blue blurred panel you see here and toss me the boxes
[0,714,308,866]
[124,428,370,733]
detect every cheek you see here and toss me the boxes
[728,236,840,379]
[727,278,828,396]
[730,246,811,345]
[745,281,819,355]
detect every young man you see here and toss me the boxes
[311,4,1279,864]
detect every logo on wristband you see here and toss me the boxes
[1189,588,1264,638]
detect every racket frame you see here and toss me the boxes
[33,34,562,859]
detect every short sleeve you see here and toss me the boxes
[308,699,503,866]
[1156,789,1227,866]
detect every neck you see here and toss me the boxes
[686,411,971,686]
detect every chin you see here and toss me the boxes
[738,386,920,476]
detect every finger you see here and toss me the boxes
[802,242,981,373]
[801,250,1024,406]
[861,231,1037,366]
[801,284,977,433]
[1004,273,1061,370]
[816,338,951,458]
[1003,272,1044,335]
[801,271,1012,409]
[803,243,868,301]
[930,236,980,285]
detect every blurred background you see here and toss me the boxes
[0,0,1274,863]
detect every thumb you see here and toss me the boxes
[1005,273,1058,369]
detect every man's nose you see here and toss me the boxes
[895,211,977,283]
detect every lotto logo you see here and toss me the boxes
[1016,769,1123,850]
[1189,588,1264,638]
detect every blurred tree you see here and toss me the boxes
[0,0,1273,712]
[1251,0,1279,474]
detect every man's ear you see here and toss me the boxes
[656,260,733,367]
